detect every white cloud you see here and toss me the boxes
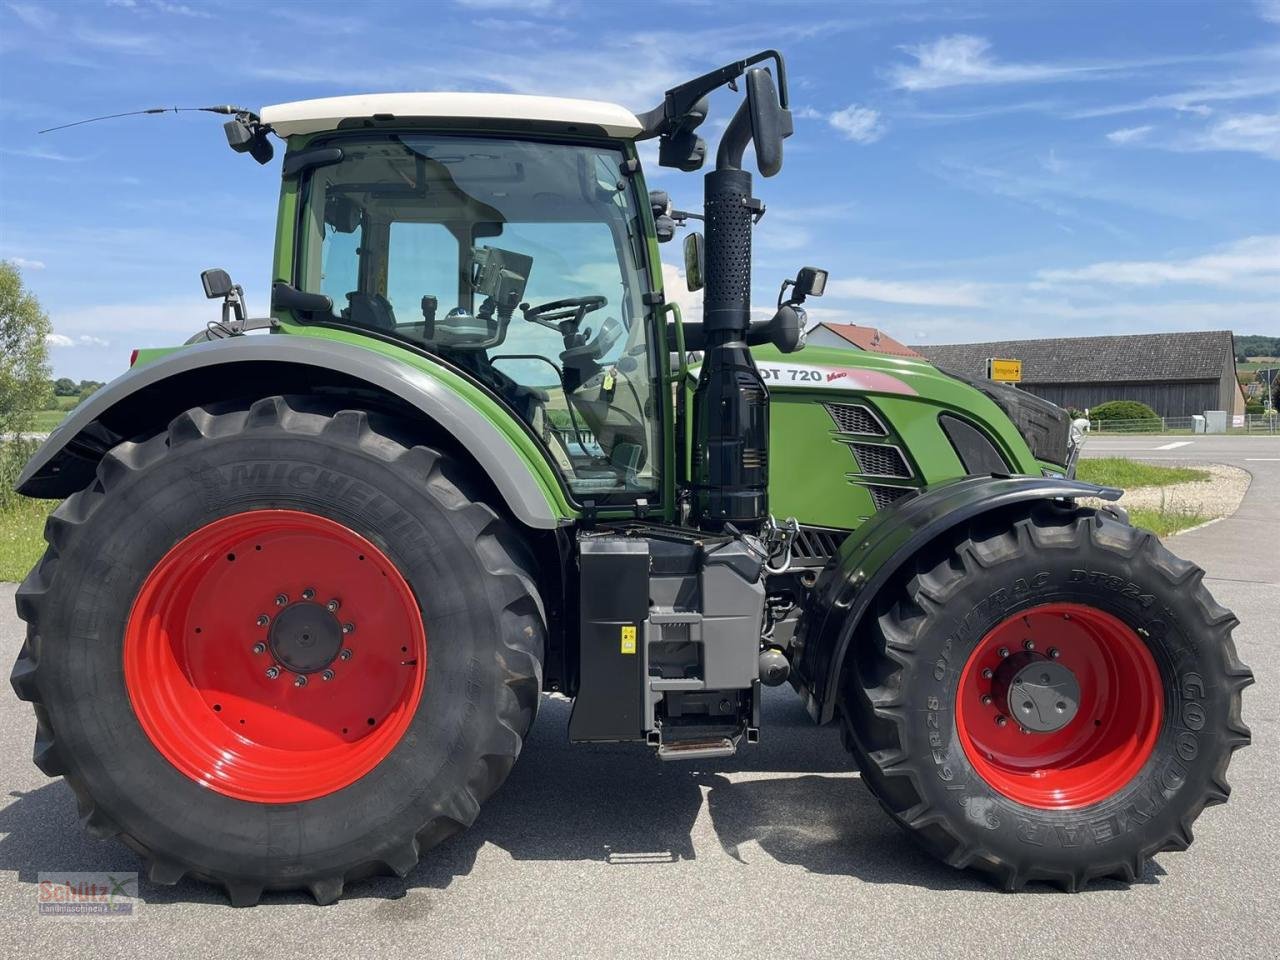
[891,35,1102,91]
[1257,0,1280,23]
[7,2,57,30]
[661,262,703,321]
[1187,112,1280,159]
[49,297,211,335]
[1106,124,1153,144]
[827,104,885,143]
[46,332,112,348]
[454,0,560,11]
[825,277,986,307]
[889,34,1220,93]
[8,256,45,270]
[0,146,83,163]
[1036,235,1280,288]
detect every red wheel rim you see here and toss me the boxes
[125,510,427,804]
[956,603,1163,809]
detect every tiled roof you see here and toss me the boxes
[910,330,1235,383]
[816,323,922,357]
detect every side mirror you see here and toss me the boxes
[745,67,793,178]
[683,233,706,292]
[200,268,234,299]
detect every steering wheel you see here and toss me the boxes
[521,296,607,333]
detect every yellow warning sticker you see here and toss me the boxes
[620,625,637,655]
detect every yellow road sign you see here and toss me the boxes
[987,358,1022,383]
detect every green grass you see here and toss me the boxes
[31,409,69,432]
[1077,457,1210,489]
[0,499,54,582]
[1126,506,1211,538]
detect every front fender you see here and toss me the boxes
[792,475,1121,724]
[17,336,569,530]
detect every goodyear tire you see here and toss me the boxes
[841,503,1252,890]
[10,396,544,905]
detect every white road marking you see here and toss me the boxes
[1245,458,1280,461]
[1155,441,1193,450]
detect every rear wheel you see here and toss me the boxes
[841,503,1252,890]
[11,396,544,905]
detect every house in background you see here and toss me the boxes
[806,322,922,358]
[909,330,1244,419]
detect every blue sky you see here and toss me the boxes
[1,0,1277,382]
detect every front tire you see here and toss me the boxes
[10,396,545,905]
[841,503,1252,890]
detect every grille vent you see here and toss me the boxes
[849,443,912,478]
[824,402,885,436]
[791,526,850,562]
[865,484,913,511]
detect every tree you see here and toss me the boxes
[53,377,77,396]
[1,261,51,436]
[1,261,52,506]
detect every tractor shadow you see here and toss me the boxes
[0,687,1163,907]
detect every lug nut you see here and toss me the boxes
[327,599,340,613]
[294,675,308,687]
[256,614,270,627]
[1048,647,1060,659]
[322,669,335,682]
[995,715,1008,727]
[302,588,316,601]
[981,668,993,679]
[252,642,266,655]
[980,694,993,705]
[342,623,355,635]
[1023,639,1035,650]
[997,647,1009,658]
[275,594,288,607]
[340,648,353,661]
[265,665,280,679]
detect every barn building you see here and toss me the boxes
[910,330,1244,419]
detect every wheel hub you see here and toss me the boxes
[992,653,1080,734]
[124,509,427,804]
[955,602,1163,809]
[268,601,344,674]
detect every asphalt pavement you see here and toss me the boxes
[1,436,1277,958]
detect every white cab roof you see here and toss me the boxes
[261,92,643,139]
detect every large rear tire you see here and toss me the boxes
[10,396,544,905]
[841,503,1252,890]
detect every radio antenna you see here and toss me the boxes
[38,105,258,135]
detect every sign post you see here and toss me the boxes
[986,357,1022,384]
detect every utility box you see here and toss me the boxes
[1192,415,1207,434]
[1204,410,1227,434]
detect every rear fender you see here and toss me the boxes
[793,475,1121,724]
[17,336,568,530]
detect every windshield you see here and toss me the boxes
[296,134,660,500]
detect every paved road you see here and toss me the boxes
[1083,433,1280,583]
[1,444,1276,958]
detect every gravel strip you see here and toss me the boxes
[1083,463,1251,518]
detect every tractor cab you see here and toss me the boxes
[264,95,664,499]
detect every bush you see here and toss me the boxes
[1090,400,1160,422]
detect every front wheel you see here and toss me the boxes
[841,504,1252,890]
[11,397,544,905]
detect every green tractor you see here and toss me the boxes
[12,52,1251,905]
